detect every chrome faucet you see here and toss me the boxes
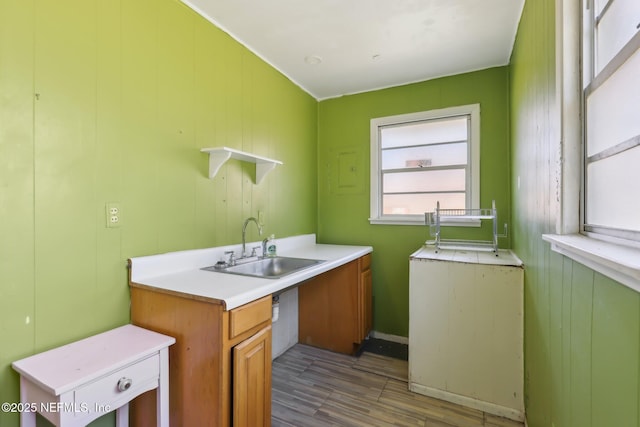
[241,217,263,258]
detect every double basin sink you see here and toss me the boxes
[203,256,325,279]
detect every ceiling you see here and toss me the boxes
[181,0,525,100]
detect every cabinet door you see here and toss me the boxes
[233,325,272,427]
[359,266,372,341]
[298,259,359,354]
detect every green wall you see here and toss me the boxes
[4,1,638,426]
[510,1,640,426]
[317,67,511,337]
[0,0,316,425]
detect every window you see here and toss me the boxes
[369,104,480,225]
[543,0,640,294]
[583,0,640,242]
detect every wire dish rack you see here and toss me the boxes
[425,200,507,255]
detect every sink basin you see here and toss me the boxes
[203,256,325,279]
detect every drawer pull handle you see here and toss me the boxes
[117,377,133,392]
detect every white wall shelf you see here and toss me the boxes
[201,147,283,184]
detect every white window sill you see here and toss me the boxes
[542,233,640,293]
[369,216,481,227]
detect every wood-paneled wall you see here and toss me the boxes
[0,1,317,425]
[510,1,640,426]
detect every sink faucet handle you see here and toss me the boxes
[224,250,236,266]
[250,246,261,257]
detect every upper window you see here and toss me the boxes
[542,0,640,293]
[583,0,640,242]
[369,104,480,225]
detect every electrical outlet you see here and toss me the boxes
[106,202,121,228]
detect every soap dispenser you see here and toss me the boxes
[266,234,277,257]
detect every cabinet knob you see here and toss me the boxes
[117,377,133,392]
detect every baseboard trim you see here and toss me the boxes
[370,330,409,345]
[408,382,525,422]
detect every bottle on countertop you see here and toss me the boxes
[266,234,277,257]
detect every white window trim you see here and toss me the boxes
[543,0,640,293]
[369,104,480,226]
[543,233,640,292]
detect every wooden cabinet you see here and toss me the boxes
[233,325,272,427]
[298,254,372,355]
[128,251,372,424]
[129,289,272,427]
[408,249,524,420]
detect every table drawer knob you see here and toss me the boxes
[117,377,132,392]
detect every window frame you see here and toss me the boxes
[369,104,480,226]
[543,0,640,293]
[582,0,640,242]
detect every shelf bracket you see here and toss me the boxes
[206,150,233,180]
[255,161,278,185]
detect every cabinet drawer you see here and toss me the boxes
[360,253,371,271]
[229,296,272,339]
[74,354,159,416]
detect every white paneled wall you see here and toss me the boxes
[271,288,299,359]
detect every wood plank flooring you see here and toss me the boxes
[272,344,524,427]
[352,351,409,382]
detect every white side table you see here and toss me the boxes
[12,324,175,427]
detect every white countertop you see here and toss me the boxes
[129,234,372,310]
[410,245,523,267]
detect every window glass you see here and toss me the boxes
[381,143,467,170]
[383,169,466,195]
[383,193,466,215]
[586,145,640,232]
[594,0,640,73]
[380,117,468,148]
[586,48,640,156]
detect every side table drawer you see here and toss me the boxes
[74,354,159,416]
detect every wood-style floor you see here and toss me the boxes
[272,344,524,427]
